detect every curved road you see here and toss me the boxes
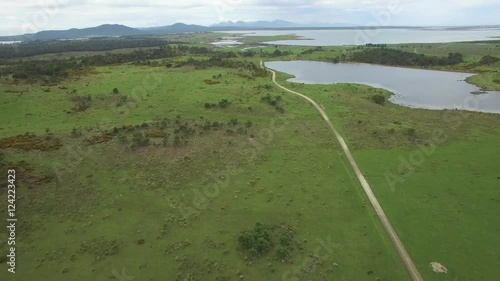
[261,61,424,281]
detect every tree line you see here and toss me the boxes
[0,45,215,83]
[0,38,179,60]
[344,48,464,67]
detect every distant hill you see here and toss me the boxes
[0,23,213,42]
[211,20,299,28]
[139,23,208,34]
[0,24,144,41]
[211,20,356,28]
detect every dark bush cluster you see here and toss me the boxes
[479,55,500,65]
[238,223,273,256]
[0,38,173,59]
[346,48,464,67]
[1,45,215,82]
[237,223,295,260]
[261,94,284,113]
[204,99,231,109]
[365,43,388,48]
[371,94,386,105]
[131,132,150,148]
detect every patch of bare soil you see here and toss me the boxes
[0,134,62,151]
[430,262,448,273]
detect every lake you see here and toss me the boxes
[264,61,500,114]
[224,28,500,46]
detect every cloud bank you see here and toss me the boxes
[0,0,499,35]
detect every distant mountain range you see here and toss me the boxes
[0,24,143,41]
[1,21,499,42]
[211,20,356,28]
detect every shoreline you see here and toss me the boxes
[264,61,500,115]
[267,58,498,90]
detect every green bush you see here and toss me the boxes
[238,223,273,256]
[372,94,386,105]
[479,55,500,65]
[173,136,181,146]
[261,94,285,113]
[71,127,81,138]
[118,134,128,144]
[131,132,149,148]
[218,99,230,108]
[276,246,290,260]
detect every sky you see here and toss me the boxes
[0,0,499,35]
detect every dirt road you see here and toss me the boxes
[261,61,424,281]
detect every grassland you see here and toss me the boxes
[0,61,410,280]
[0,33,499,281]
[271,54,500,280]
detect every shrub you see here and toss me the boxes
[71,95,92,112]
[479,55,500,65]
[131,132,149,148]
[238,223,273,256]
[372,94,386,105]
[272,49,282,57]
[71,127,81,138]
[218,99,230,108]
[405,128,416,137]
[261,94,285,113]
[173,136,181,146]
[118,134,128,144]
[228,119,239,126]
[276,246,290,260]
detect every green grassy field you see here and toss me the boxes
[0,62,411,280]
[272,67,500,281]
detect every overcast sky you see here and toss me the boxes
[1,0,499,35]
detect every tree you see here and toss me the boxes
[238,223,273,256]
[272,49,283,57]
[113,88,119,95]
[372,94,386,105]
[479,55,500,65]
